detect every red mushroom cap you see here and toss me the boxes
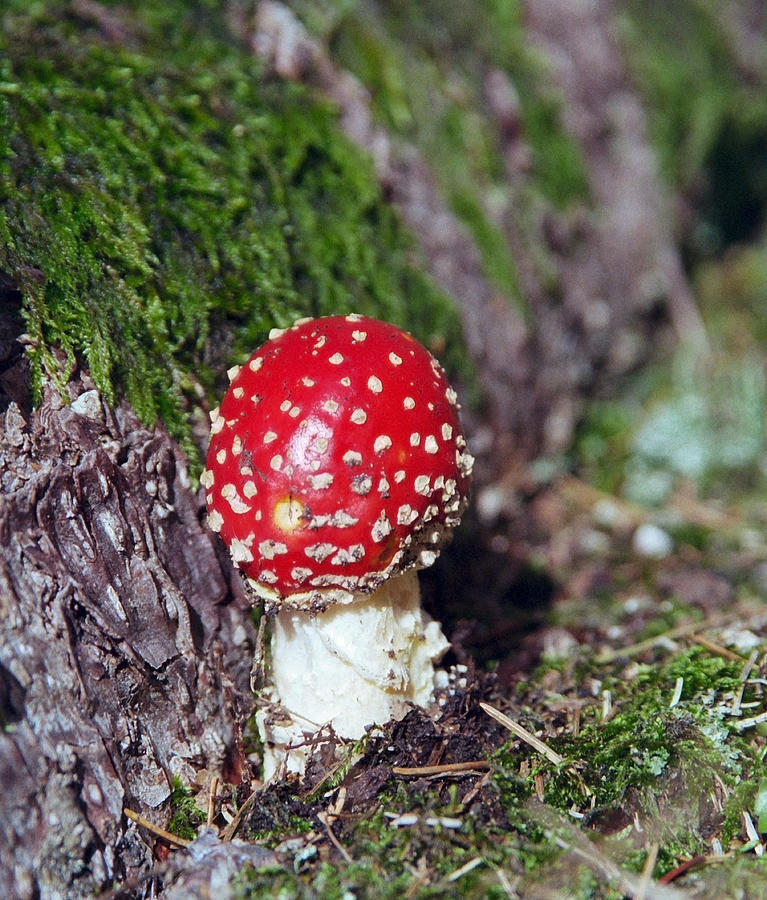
[203,315,473,612]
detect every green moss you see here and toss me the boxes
[561,650,743,805]
[167,775,206,842]
[618,3,738,188]
[488,646,757,877]
[619,2,767,257]
[236,859,415,900]
[0,0,465,463]
[571,399,637,495]
[239,791,508,899]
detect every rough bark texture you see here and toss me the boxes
[0,358,257,899]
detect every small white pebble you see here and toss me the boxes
[592,498,630,531]
[632,523,673,559]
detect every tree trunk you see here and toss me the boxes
[249,0,705,478]
[0,327,257,898]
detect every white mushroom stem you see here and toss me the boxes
[256,569,449,780]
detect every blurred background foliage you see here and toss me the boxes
[288,0,767,509]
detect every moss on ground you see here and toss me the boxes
[228,628,767,898]
[0,0,464,463]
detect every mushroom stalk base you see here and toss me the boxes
[256,569,449,780]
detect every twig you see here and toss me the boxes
[318,811,352,862]
[637,842,659,900]
[733,710,767,732]
[482,702,595,802]
[392,760,491,777]
[559,475,739,531]
[220,788,260,842]
[207,775,218,827]
[692,634,746,662]
[123,808,190,847]
[596,616,737,664]
[732,649,759,717]
[480,702,564,766]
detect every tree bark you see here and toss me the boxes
[248,0,706,479]
[0,355,256,898]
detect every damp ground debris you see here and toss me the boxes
[157,490,767,899]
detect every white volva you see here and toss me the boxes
[257,569,449,779]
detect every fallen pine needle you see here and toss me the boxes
[318,810,352,862]
[596,616,737,664]
[692,634,746,662]
[480,702,565,766]
[636,842,659,900]
[124,808,190,847]
[392,760,491,776]
[732,649,760,717]
[445,856,485,882]
[220,787,259,842]
[658,855,707,884]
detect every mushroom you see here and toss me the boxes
[203,314,473,778]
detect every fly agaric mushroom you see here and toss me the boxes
[203,314,473,778]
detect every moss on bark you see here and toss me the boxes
[0,0,462,462]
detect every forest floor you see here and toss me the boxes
[142,462,767,899]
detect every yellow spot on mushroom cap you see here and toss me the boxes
[273,497,306,533]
